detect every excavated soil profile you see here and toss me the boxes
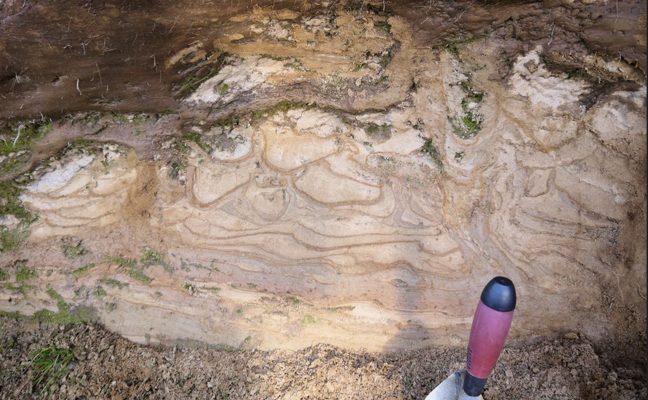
[0,0,646,398]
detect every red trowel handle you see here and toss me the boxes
[463,277,516,397]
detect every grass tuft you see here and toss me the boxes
[176,66,221,98]
[29,346,75,394]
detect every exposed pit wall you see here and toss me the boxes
[0,3,646,352]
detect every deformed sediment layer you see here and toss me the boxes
[0,2,645,353]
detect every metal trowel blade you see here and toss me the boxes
[424,370,483,400]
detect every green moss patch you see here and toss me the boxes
[421,139,443,169]
[453,113,481,139]
[452,79,485,140]
[140,247,164,267]
[168,159,187,181]
[566,68,588,80]
[2,262,35,295]
[206,287,221,295]
[0,181,33,222]
[0,227,28,252]
[107,256,136,269]
[32,287,97,325]
[62,240,87,258]
[374,19,392,34]
[0,118,52,176]
[218,82,230,95]
[441,33,488,58]
[107,255,153,284]
[127,267,152,284]
[72,263,95,278]
[0,179,36,253]
[182,131,213,154]
[94,286,107,297]
[16,264,36,282]
[365,122,392,141]
[97,277,129,289]
[250,100,308,120]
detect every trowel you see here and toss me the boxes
[425,277,516,400]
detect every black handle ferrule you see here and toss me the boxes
[463,371,487,397]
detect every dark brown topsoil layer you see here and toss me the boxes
[0,316,645,400]
[1,0,645,119]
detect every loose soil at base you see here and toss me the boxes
[0,317,645,400]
